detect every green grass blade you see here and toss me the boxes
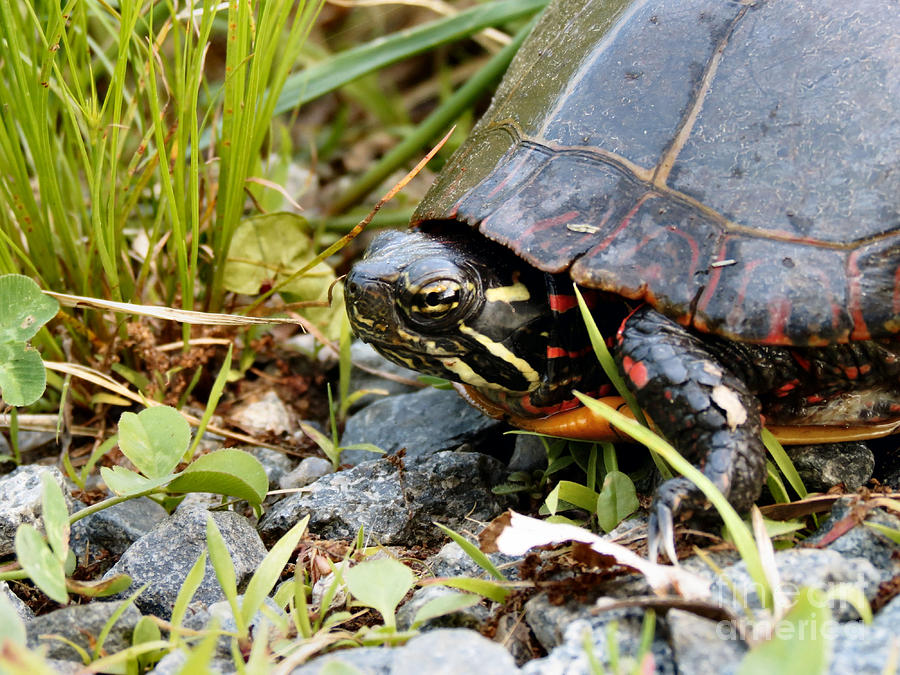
[276,0,548,115]
[434,523,506,581]
[330,14,540,213]
[574,286,646,426]
[761,428,807,500]
[170,551,208,633]
[574,286,672,480]
[240,516,310,627]
[188,344,233,458]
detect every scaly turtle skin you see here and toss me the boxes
[345,0,900,559]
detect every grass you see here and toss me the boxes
[0,1,551,666]
[0,0,546,403]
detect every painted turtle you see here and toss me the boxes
[345,0,900,559]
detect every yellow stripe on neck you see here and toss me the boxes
[485,282,530,304]
[458,323,540,389]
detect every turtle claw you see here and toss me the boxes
[647,477,703,563]
[648,500,678,564]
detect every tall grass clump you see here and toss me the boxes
[0,0,322,320]
[0,0,546,380]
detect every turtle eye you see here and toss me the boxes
[410,280,463,319]
[399,259,481,329]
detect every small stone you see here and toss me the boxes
[288,629,519,675]
[259,451,514,547]
[785,442,874,492]
[347,341,421,412]
[230,390,295,436]
[522,605,674,675]
[278,456,333,490]
[710,548,881,622]
[427,540,522,581]
[508,435,548,473]
[1,580,32,622]
[829,593,900,674]
[340,387,507,466]
[102,504,266,619]
[287,646,392,674]
[12,431,57,455]
[806,497,900,582]
[26,601,142,662]
[0,466,76,556]
[71,496,168,558]
[396,585,490,631]
[666,608,745,675]
[244,446,297,486]
[206,596,288,651]
[151,650,237,675]
[394,629,519,675]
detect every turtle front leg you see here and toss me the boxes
[616,307,767,562]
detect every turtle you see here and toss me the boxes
[344,0,900,559]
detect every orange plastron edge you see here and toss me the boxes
[456,384,900,445]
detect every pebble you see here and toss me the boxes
[26,601,142,663]
[0,465,77,556]
[101,504,266,619]
[278,456,334,490]
[785,441,874,492]
[292,628,519,675]
[339,387,507,466]
[259,451,515,547]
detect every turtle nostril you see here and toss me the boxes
[345,278,362,300]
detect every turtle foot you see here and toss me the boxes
[647,477,711,563]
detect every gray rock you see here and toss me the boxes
[785,442,874,492]
[191,596,289,657]
[806,498,900,582]
[0,465,76,556]
[396,629,519,675]
[508,435,548,473]
[522,604,674,675]
[829,594,900,674]
[348,341,421,412]
[710,548,881,622]
[279,456,334,490]
[151,650,237,675]
[396,585,490,631]
[289,646,393,674]
[12,431,57,455]
[291,629,519,675]
[427,540,522,581]
[26,601,142,662]
[666,608,745,675]
[259,451,514,547]
[102,504,266,619]
[207,596,287,634]
[71,496,168,558]
[230,390,295,436]
[340,388,506,465]
[246,446,298,486]
[175,491,226,511]
[1,580,32,622]
[42,661,83,674]
[525,592,600,652]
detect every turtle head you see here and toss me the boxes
[345,228,552,396]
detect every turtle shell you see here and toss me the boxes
[413,0,900,347]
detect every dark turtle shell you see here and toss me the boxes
[413,0,900,347]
